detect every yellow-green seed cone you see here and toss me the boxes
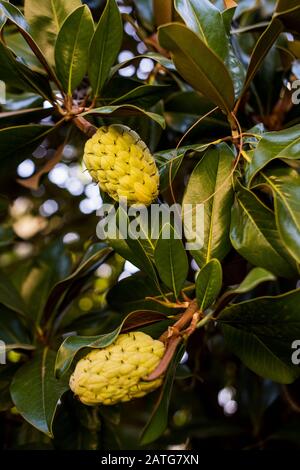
[69,332,165,405]
[83,125,159,206]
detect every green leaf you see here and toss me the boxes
[82,104,165,128]
[0,107,52,127]
[0,1,58,82]
[174,0,229,60]
[11,348,69,436]
[109,83,171,109]
[242,18,284,94]
[230,180,298,278]
[0,42,53,100]
[0,269,27,315]
[183,143,234,267]
[154,224,189,298]
[0,365,19,412]
[107,272,173,315]
[158,23,235,114]
[219,289,300,384]
[196,258,222,311]
[246,124,300,185]
[254,167,300,263]
[0,124,54,168]
[24,0,82,66]
[88,0,122,98]
[275,0,300,35]
[0,305,32,349]
[43,245,112,326]
[55,5,94,94]
[140,344,185,445]
[232,267,276,294]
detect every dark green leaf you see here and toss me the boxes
[183,143,234,267]
[55,5,94,94]
[158,23,235,114]
[196,258,222,311]
[82,104,165,128]
[154,224,189,298]
[110,84,171,109]
[0,41,54,100]
[88,0,122,97]
[242,18,283,94]
[219,289,300,383]
[11,348,69,436]
[253,167,300,263]
[232,267,276,294]
[43,245,112,326]
[0,269,27,315]
[246,124,300,185]
[0,305,32,349]
[230,180,298,278]
[140,344,185,445]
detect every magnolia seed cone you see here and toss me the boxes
[83,125,159,206]
[69,332,165,405]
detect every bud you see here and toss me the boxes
[69,332,165,405]
[83,125,159,206]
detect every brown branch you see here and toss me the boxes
[144,299,199,381]
[73,116,97,138]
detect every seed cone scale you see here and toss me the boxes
[83,125,159,206]
[69,332,165,405]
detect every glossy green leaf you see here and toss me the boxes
[24,0,82,66]
[242,18,283,94]
[196,258,222,311]
[43,245,112,326]
[11,348,69,436]
[0,269,27,315]
[0,1,58,81]
[233,267,276,294]
[230,180,298,278]
[0,42,53,100]
[107,272,173,315]
[163,91,229,134]
[158,23,235,114]
[140,344,185,445]
[246,124,300,185]
[0,305,32,349]
[0,107,52,127]
[88,0,122,97]
[154,224,189,298]
[254,168,300,263]
[183,143,234,267]
[55,5,94,94]
[219,289,300,383]
[174,0,229,60]
[82,104,165,128]
[110,84,171,108]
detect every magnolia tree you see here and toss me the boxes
[0,0,300,450]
